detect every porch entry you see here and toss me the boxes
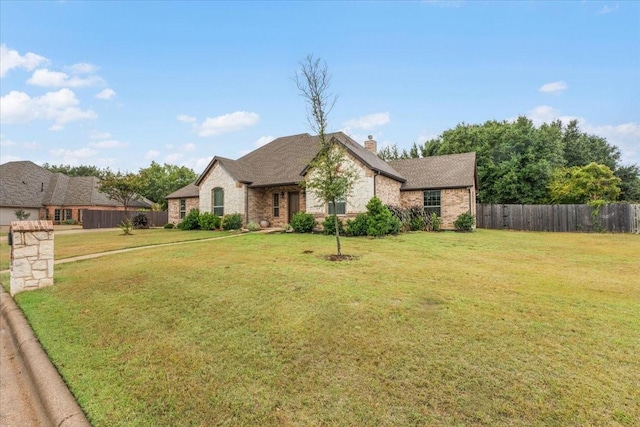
[288,192,300,222]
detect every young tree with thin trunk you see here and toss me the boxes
[295,55,359,256]
[98,172,143,219]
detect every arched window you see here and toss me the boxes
[212,188,224,216]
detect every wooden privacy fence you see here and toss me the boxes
[81,210,168,229]
[476,203,640,233]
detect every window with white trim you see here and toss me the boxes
[423,190,441,217]
[328,198,346,215]
[180,199,187,219]
[212,188,224,216]
[273,193,280,217]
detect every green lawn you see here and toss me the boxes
[0,228,231,271]
[3,230,639,426]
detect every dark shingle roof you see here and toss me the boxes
[1,161,151,208]
[166,183,200,199]
[0,161,53,208]
[388,152,477,190]
[196,131,407,188]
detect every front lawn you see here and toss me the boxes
[5,230,640,426]
[0,228,231,271]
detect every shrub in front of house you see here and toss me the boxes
[366,197,400,237]
[164,223,175,229]
[454,211,475,232]
[221,213,243,230]
[429,212,442,232]
[199,212,221,230]
[387,205,432,232]
[132,212,151,229]
[291,212,316,233]
[246,221,261,231]
[345,213,368,236]
[322,215,344,235]
[178,208,201,230]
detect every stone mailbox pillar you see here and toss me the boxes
[10,220,54,296]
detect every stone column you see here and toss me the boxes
[10,220,54,296]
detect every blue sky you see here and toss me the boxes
[1,1,639,174]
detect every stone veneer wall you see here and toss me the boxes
[400,188,475,229]
[167,197,199,224]
[10,220,54,296]
[305,151,374,219]
[199,163,246,221]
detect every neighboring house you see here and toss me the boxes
[166,183,200,224]
[0,161,151,226]
[169,132,477,229]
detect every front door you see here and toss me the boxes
[288,192,300,222]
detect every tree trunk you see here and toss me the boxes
[333,200,342,256]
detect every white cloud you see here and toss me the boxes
[343,112,390,130]
[0,88,97,129]
[185,156,213,174]
[49,147,99,164]
[27,68,104,88]
[598,4,618,14]
[177,114,197,123]
[182,143,196,152]
[67,62,98,74]
[95,88,116,100]
[526,105,578,126]
[0,154,23,164]
[254,135,274,148]
[89,139,129,148]
[0,44,48,78]
[196,111,259,137]
[165,153,184,163]
[539,81,568,94]
[145,150,161,159]
[583,122,640,166]
[0,137,17,147]
[90,131,112,139]
[49,124,64,132]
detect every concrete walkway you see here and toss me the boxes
[0,230,260,426]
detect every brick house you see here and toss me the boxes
[168,132,477,229]
[166,183,200,223]
[0,161,151,226]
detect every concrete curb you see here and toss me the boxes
[0,288,91,427]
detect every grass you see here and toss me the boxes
[0,228,231,271]
[3,230,639,426]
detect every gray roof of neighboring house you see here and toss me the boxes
[196,131,407,188]
[0,160,151,208]
[166,183,200,199]
[0,161,54,208]
[387,152,477,190]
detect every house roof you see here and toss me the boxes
[0,161,54,208]
[196,131,406,188]
[388,152,477,190]
[0,160,151,208]
[166,183,200,199]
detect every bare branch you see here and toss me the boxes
[294,55,337,144]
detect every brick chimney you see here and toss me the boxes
[364,135,377,154]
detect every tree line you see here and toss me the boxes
[42,161,197,210]
[378,118,640,204]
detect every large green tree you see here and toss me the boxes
[98,172,143,218]
[410,118,635,204]
[138,162,197,210]
[548,163,621,204]
[295,55,359,256]
[42,163,110,178]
